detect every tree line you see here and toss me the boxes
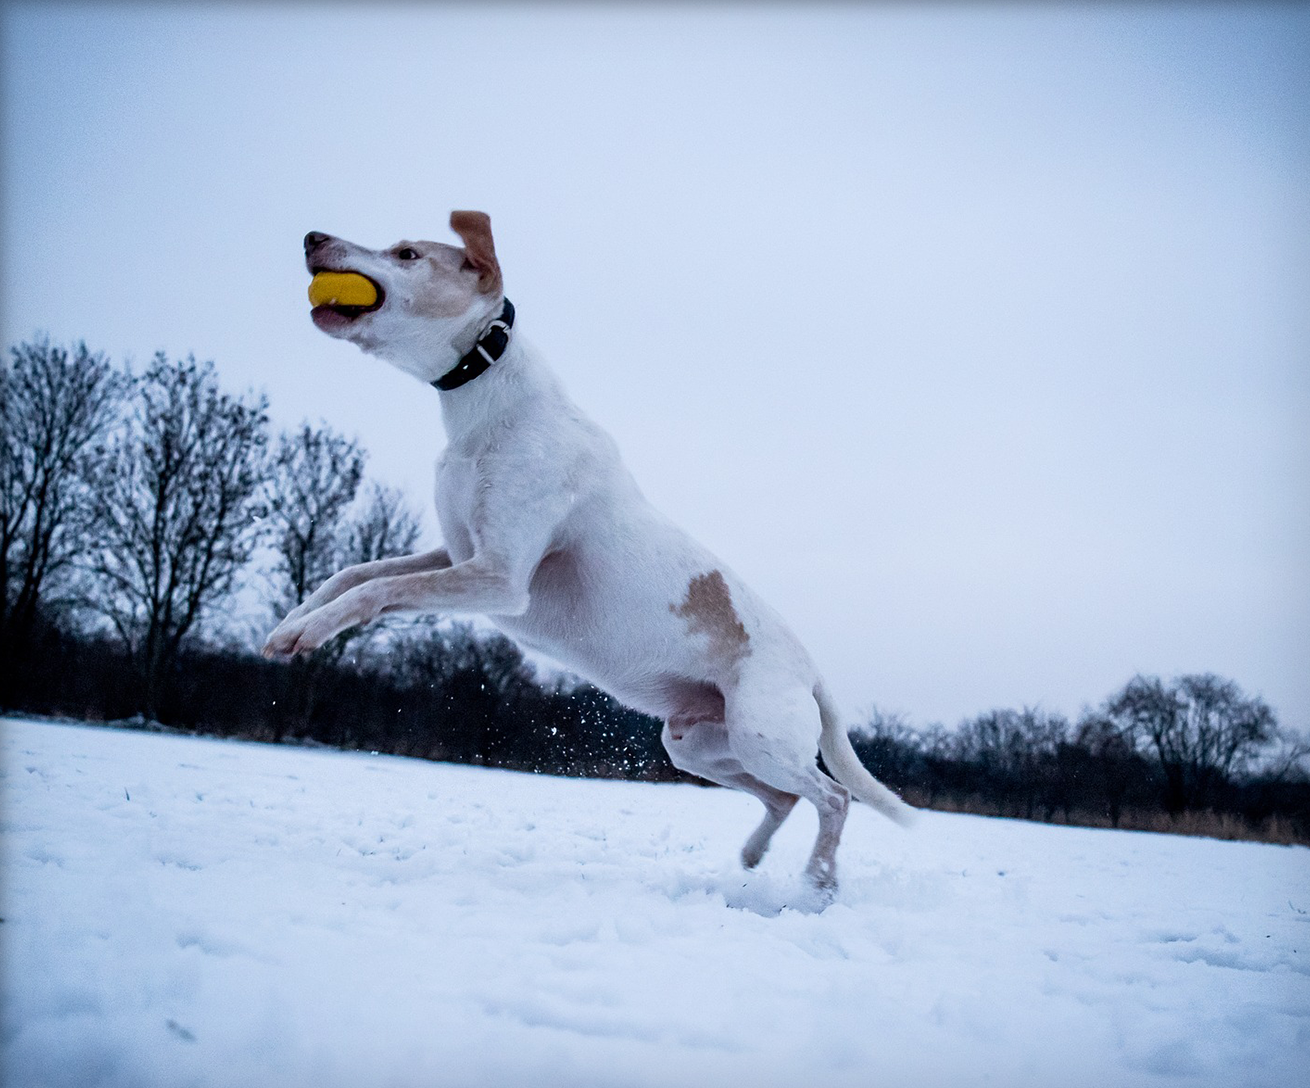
[850,678,1308,842]
[3,337,1307,842]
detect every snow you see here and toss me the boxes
[3,717,1308,1088]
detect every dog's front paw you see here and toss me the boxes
[262,616,310,659]
[263,593,374,658]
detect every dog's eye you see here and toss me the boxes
[396,247,420,260]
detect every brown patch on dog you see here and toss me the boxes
[670,570,750,666]
[449,210,503,295]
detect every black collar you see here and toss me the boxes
[432,298,516,392]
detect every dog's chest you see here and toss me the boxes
[432,454,480,562]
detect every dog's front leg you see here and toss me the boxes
[263,557,530,658]
[264,451,575,658]
[272,547,453,631]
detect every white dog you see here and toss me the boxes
[265,211,913,899]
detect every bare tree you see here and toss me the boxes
[1072,711,1143,827]
[345,481,423,568]
[330,481,425,671]
[85,353,269,715]
[264,425,424,622]
[266,422,365,616]
[1260,728,1310,784]
[848,708,924,792]
[262,432,424,738]
[1,338,122,663]
[950,707,1070,819]
[302,481,423,675]
[1101,673,1278,814]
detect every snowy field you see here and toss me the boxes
[3,717,1307,1088]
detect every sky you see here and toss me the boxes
[2,1,1307,731]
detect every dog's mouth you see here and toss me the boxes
[308,268,385,325]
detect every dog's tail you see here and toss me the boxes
[815,681,917,828]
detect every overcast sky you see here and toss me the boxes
[3,2,1307,731]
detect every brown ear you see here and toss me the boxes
[449,210,502,295]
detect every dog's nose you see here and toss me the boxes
[304,231,330,252]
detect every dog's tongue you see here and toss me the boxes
[308,271,377,308]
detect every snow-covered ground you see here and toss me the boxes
[3,717,1307,1088]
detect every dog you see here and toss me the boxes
[264,211,914,900]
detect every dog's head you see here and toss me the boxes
[304,210,504,383]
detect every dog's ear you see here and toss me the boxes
[449,210,502,295]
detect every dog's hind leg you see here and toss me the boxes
[724,679,852,900]
[661,720,799,870]
[738,789,800,870]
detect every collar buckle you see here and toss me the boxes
[474,319,511,364]
[433,299,515,392]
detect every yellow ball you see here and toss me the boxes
[308,271,377,308]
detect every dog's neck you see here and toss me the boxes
[434,334,566,444]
